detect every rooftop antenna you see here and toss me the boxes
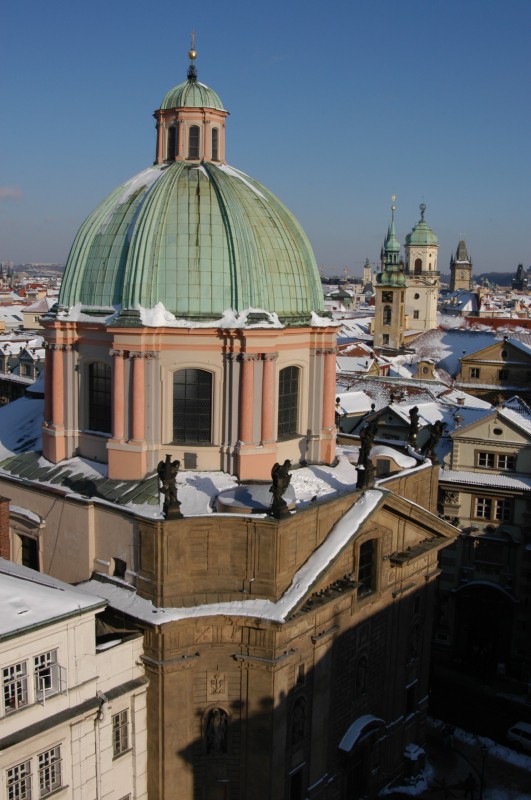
[188,30,198,81]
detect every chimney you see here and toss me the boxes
[0,496,10,559]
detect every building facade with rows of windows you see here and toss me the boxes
[0,559,148,800]
[435,397,531,683]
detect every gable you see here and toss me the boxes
[461,339,531,367]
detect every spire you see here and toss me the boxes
[187,30,198,82]
[383,196,401,263]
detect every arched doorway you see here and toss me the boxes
[339,715,386,798]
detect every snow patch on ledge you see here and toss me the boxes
[310,311,341,328]
[137,303,285,329]
[81,490,383,624]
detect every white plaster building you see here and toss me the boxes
[0,560,148,800]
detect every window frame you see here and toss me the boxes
[112,709,129,758]
[277,366,300,440]
[357,539,377,598]
[473,495,512,522]
[470,367,480,379]
[3,661,28,714]
[211,127,219,161]
[87,361,112,435]
[38,746,62,797]
[188,125,200,159]
[6,759,32,800]
[172,368,213,445]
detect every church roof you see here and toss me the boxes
[405,204,438,247]
[160,77,226,111]
[59,72,323,324]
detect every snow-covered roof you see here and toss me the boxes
[80,490,385,624]
[0,559,105,637]
[336,390,374,415]
[439,470,531,492]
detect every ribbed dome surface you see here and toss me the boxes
[405,219,438,246]
[59,162,324,321]
[161,78,226,111]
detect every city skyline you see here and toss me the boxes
[1,0,530,275]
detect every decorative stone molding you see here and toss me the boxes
[315,347,338,356]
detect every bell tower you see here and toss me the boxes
[404,203,439,331]
[450,240,473,291]
[373,201,407,352]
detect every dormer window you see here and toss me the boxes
[212,128,219,161]
[188,125,200,159]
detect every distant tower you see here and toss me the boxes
[362,258,372,286]
[450,240,473,291]
[373,201,407,352]
[404,203,439,330]
[512,264,528,291]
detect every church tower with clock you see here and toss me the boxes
[450,239,473,291]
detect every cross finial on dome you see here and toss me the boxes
[187,30,198,81]
[419,202,426,221]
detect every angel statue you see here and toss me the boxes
[269,460,292,519]
[157,454,182,518]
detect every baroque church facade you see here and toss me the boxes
[0,51,459,800]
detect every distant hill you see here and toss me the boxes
[441,271,523,288]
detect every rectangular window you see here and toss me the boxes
[88,362,111,433]
[470,367,480,378]
[358,539,376,597]
[474,496,512,522]
[413,310,420,320]
[495,497,511,521]
[3,662,28,713]
[112,709,129,757]
[38,746,62,797]
[477,452,495,468]
[277,366,299,439]
[498,454,515,470]
[34,651,59,701]
[474,497,492,519]
[499,369,509,380]
[7,760,31,800]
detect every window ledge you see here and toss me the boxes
[112,747,133,761]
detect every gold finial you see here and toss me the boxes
[189,30,197,61]
[391,193,396,212]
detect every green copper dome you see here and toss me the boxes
[405,204,438,246]
[59,162,324,322]
[161,77,226,111]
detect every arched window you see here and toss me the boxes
[414,258,422,274]
[188,125,200,159]
[173,369,212,443]
[278,366,299,439]
[167,126,177,160]
[383,305,392,325]
[88,362,111,433]
[211,128,219,161]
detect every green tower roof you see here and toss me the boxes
[160,77,226,111]
[405,203,438,246]
[59,162,324,322]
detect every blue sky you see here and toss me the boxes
[1,0,530,275]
